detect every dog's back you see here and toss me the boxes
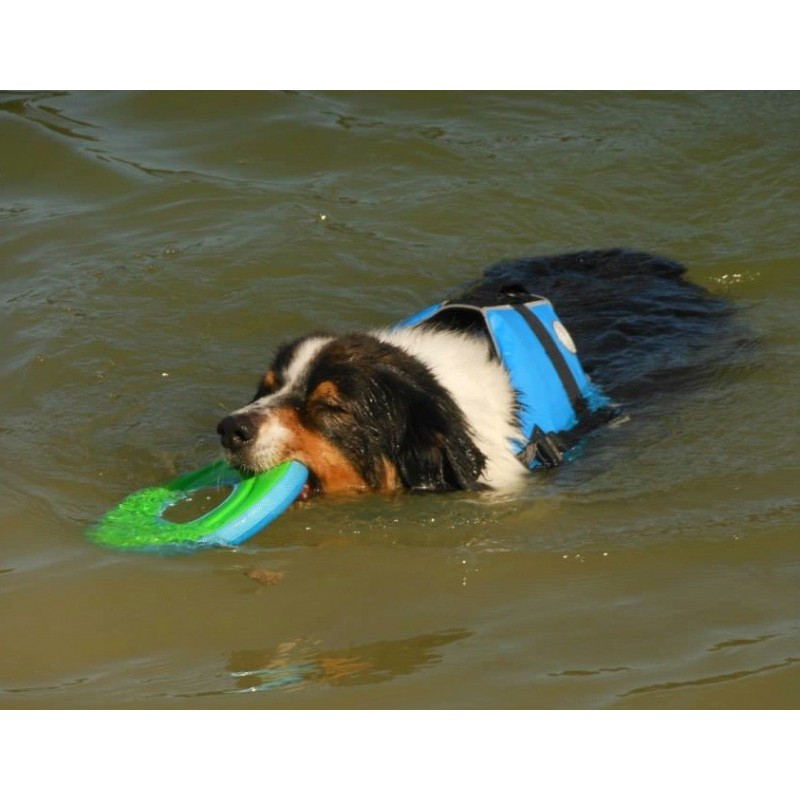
[445,248,742,404]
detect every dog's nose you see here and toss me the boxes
[217,414,257,451]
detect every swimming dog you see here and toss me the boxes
[217,249,736,497]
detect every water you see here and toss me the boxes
[1,91,798,709]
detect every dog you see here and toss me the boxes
[217,249,738,498]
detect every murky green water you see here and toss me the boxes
[2,91,798,708]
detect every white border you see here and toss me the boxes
[3,2,796,89]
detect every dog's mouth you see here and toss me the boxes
[296,470,323,503]
[224,450,323,503]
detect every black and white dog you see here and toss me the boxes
[217,250,736,497]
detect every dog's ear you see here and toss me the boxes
[438,425,488,491]
[393,390,486,492]
[326,337,488,493]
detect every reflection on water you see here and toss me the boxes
[226,630,472,694]
[621,657,800,698]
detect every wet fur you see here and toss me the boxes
[217,249,739,495]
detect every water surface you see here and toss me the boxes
[1,91,798,708]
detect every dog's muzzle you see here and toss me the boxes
[216,413,258,452]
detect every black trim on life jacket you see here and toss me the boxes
[512,303,590,421]
[511,302,616,469]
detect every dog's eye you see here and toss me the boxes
[312,395,346,413]
[315,399,346,414]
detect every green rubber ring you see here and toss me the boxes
[89,460,309,551]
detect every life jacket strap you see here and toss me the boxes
[511,302,589,422]
[510,301,616,470]
[516,406,618,469]
[518,426,567,469]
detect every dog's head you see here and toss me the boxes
[216,332,486,495]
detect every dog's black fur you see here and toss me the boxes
[217,249,741,495]
[452,248,740,403]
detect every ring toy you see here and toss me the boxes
[90,460,309,551]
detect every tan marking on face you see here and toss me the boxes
[262,370,278,393]
[309,380,341,407]
[265,407,368,495]
[379,457,401,493]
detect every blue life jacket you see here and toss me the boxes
[396,295,613,470]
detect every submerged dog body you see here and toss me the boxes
[217,324,528,495]
[217,249,738,497]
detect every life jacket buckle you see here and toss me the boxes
[519,425,566,469]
